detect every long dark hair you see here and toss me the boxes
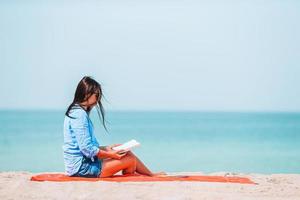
[65,76,108,132]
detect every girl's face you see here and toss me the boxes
[81,91,100,108]
[87,94,98,106]
[86,93,99,107]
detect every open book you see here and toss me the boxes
[112,139,140,152]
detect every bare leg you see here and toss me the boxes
[99,151,166,178]
[126,151,167,176]
[99,153,136,178]
[125,151,153,176]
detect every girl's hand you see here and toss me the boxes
[106,149,127,160]
[106,143,122,151]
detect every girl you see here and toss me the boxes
[63,76,166,178]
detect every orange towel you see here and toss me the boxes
[30,173,257,184]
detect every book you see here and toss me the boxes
[112,139,140,152]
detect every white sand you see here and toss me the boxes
[0,171,299,200]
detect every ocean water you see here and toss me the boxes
[0,110,299,174]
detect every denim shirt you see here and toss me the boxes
[62,105,100,176]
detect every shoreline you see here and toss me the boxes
[1,171,299,200]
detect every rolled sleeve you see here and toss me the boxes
[71,110,100,159]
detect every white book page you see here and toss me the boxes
[112,139,140,152]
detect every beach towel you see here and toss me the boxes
[30,173,257,184]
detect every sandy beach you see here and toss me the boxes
[0,171,299,200]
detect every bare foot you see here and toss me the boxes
[151,171,168,177]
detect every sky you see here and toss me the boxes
[0,0,299,111]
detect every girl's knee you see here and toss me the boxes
[121,153,136,166]
[128,153,136,165]
[124,151,135,159]
[127,151,137,160]
[126,151,134,155]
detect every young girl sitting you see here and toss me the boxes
[63,76,166,178]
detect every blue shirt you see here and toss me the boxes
[62,105,100,176]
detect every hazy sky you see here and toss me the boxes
[0,0,299,111]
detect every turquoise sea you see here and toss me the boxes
[0,110,299,174]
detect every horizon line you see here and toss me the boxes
[0,108,300,114]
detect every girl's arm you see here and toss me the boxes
[99,144,122,151]
[99,146,108,151]
[97,148,126,160]
[71,110,100,159]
